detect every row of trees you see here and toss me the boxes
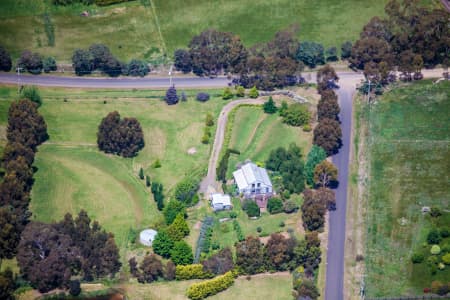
[72,44,149,77]
[0,46,57,74]
[0,99,48,266]
[350,0,448,84]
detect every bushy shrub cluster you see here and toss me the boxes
[176,264,212,280]
[216,148,240,183]
[151,181,164,210]
[196,92,210,102]
[267,197,283,214]
[186,271,235,300]
[174,177,200,206]
[233,220,244,242]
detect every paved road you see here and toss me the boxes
[324,78,359,300]
[0,73,231,88]
[199,98,266,195]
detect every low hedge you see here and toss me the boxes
[176,264,212,280]
[186,271,235,300]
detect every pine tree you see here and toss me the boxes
[139,167,144,180]
[165,85,179,105]
[263,96,277,114]
[145,175,151,187]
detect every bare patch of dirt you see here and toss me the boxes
[194,221,201,230]
[187,147,197,155]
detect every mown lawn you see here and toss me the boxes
[0,86,225,250]
[226,105,312,179]
[124,273,292,300]
[364,80,450,297]
[0,0,395,62]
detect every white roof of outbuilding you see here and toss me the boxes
[211,193,231,206]
[233,162,272,190]
[139,229,158,247]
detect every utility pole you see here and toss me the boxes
[168,65,173,86]
[366,78,371,103]
[16,67,23,95]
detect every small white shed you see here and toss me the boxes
[139,229,158,247]
[211,193,232,211]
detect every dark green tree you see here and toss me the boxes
[340,41,352,59]
[263,96,277,114]
[145,175,151,187]
[243,200,260,217]
[170,241,193,265]
[17,50,43,74]
[0,45,12,72]
[152,230,174,258]
[326,47,338,62]
[126,59,149,77]
[0,268,16,300]
[305,145,327,186]
[43,57,57,73]
[139,167,144,180]
[165,85,179,105]
[72,49,93,76]
[163,200,186,224]
[69,280,81,296]
[174,177,199,206]
[267,197,283,214]
[296,41,325,68]
[174,49,192,73]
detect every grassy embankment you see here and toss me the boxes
[359,80,450,297]
[0,0,391,63]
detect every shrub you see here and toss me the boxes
[430,245,441,255]
[175,264,212,280]
[430,207,442,217]
[43,57,57,73]
[202,248,234,275]
[152,159,161,168]
[243,200,260,217]
[18,50,43,74]
[186,271,235,300]
[296,41,325,68]
[279,221,285,227]
[283,199,299,213]
[0,45,12,71]
[171,241,194,265]
[263,96,277,114]
[152,231,174,259]
[249,86,258,98]
[442,253,450,265]
[267,197,283,214]
[139,167,144,180]
[167,213,190,241]
[233,220,244,242]
[165,85,179,105]
[303,124,312,132]
[326,47,338,62]
[69,280,81,296]
[205,113,214,126]
[281,103,311,127]
[20,86,42,107]
[145,175,151,187]
[222,87,233,100]
[341,41,352,59]
[196,92,210,102]
[235,86,245,97]
[229,211,237,219]
[427,229,442,244]
[126,59,149,77]
[256,226,262,233]
[411,252,424,264]
[174,177,199,206]
[441,228,450,238]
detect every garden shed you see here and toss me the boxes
[139,229,158,247]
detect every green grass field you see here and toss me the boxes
[0,86,226,249]
[364,80,450,297]
[124,273,292,300]
[0,0,395,63]
[226,105,312,178]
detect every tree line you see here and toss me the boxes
[350,0,449,85]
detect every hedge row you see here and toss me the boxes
[175,264,213,280]
[95,0,133,6]
[186,271,235,300]
[233,220,244,242]
[194,217,214,263]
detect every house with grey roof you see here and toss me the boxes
[233,162,273,199]
[210,193,232,211]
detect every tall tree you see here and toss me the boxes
[236,236,265,274]
[174,49,192,73]
[313,118,342,156]
[167,213,190,241]
[164,85,179,105]
[138,254,164,283]
[202,248,234,275]
[265,233,295,271]
[0,45,12,72]
[170,241,194,265]
[152,230,174,258]
[316,64,339,94]
[313,160,338,188]
[305,145,327,186]
[0,207,21,259]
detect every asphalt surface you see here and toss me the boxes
[0,73,231,88]
[324,80,356,300]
